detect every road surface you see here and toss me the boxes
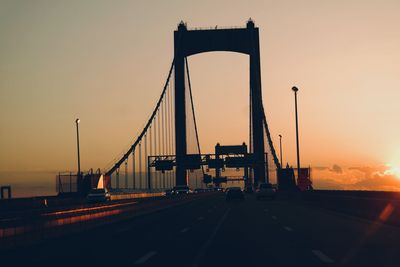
[1,193,399,267]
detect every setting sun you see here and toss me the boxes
[385,164,400,178]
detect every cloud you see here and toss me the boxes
[311,165,400,191]
[330,164,343,174]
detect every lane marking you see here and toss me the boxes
[197,216,204,221]
[192,208,231,267]
[134,251,157,264]
[312,250,334,263]
[283,226,293,232]
[272,215,277,220]
[180,227,190,233]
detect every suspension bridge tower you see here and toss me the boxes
[174,20,266,186]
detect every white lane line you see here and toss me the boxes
[134,251,157,264]
[312,250,334,263]
[283,226,293,232]
[192,208,231,267]
[197,216,204,221]
[180,227,190,233]
[272,215,277,220]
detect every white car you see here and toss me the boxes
[256,183,276,200]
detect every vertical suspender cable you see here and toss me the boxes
[139,142,142,189]
[145,133,148,190]
[125,160,128,189]
[154,116,157,189]
[116,168,119,189]
[167,84,171,187]
[158,107,161,188]
[149,125,152,190]
[185,57,203,175]
[132,151,135,189]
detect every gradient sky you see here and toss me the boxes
[1,0,400,194]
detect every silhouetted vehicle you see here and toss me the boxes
[172,185,191,195]
[256,183,276,200]
[226,187,244,201]
[165,188,174,196]
[244,186,254,194]
[193,188,204,194]
[86,188,111,203]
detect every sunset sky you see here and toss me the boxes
[1,0,400,196]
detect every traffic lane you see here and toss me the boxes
[2,193,223,267]
[262,197,400,267]
[147,194,228,267]
[198,195,323,267]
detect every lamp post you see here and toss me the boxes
[75,118,81,177]
[278,134,283,168]
[292,86,301,179]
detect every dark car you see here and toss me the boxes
[172,185,191,195]
[193,188,204,194]
[165,188,174,196]
[225,187,244,201]
[86,188,111,203]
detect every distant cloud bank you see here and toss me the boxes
[312,165,400,191]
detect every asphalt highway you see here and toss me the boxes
[2,192,400,267]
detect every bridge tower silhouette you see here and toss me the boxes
[174,20,266,186]
[103,20,281,191]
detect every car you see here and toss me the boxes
[225,187,244,201]
[171,185,191,195]
[86,188,111,203]
[165,188,174,196]
[256,183,276,200]
[193,188,204,194]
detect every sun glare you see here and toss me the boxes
[385,164,400,178]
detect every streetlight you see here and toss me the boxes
[278,134,283,168]
[75,118,81,177]
[292,86,301,179]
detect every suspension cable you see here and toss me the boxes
[185,57,204,175]
[105,60,174,176]
[132,151,135,189]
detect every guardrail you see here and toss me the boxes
[0,192,214,249]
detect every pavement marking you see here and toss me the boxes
[180,227,190,233]
[283,226,293,232]
[134,251,157,264]
[197,216,204,221]
[312,250,334,263]
[192,208,231,267]
[272,215,278,220]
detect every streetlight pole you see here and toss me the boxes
[75,118,81,178]
[279,134,283,168]
[292,86,301,179]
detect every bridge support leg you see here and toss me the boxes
[250,29,266,187]
[174,53,187,186]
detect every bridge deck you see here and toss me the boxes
[1,193,399,267]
